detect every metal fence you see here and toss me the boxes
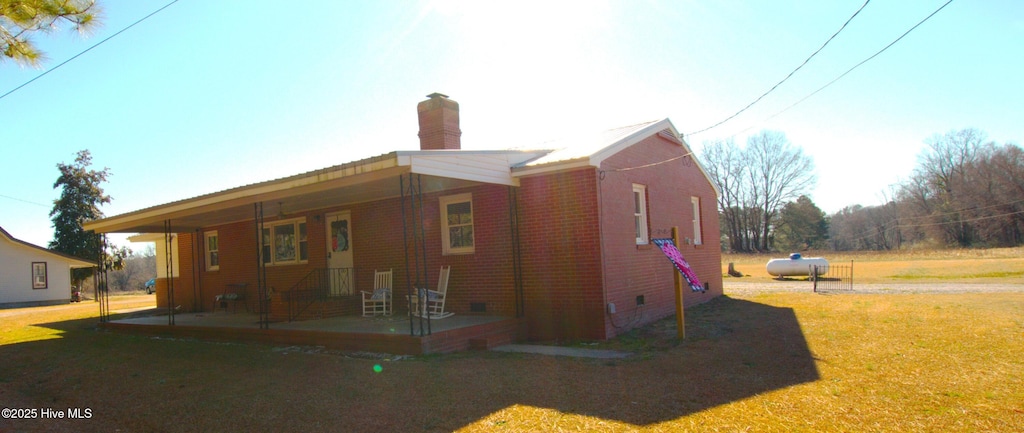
[812,261,853,293]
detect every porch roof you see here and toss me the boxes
[84,149,549,234]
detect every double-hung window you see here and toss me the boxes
[205,231,220,271]
[440,193,474,255]
[262,219,308,265]
[691,197,703,245]
[32,262,47,289]
[633,184,649,245]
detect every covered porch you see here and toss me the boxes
[84,149,547,345]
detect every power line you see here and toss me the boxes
[832,208,1024,247]
[888,198,1024,225]
[830,198,1024,246]
[606,151,694,172]
[832,198,1024,225]
[0,193,50,208]
[747,0,956,132]
[623,0,960,188]
[685,0,872,136]
[0,0,181,102]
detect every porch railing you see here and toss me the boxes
[285,267,353,321]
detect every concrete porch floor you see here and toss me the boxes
[102,309,522,355]
[113,309,507,333]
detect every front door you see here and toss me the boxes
[326,211,354,295]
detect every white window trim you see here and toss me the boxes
[32,262,48,289]
[691,196,703,245]
[205,231,220,271]
[262,218,309,266]
[633,184,649,245]
[440,193,474,255]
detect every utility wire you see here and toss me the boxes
[828,198,1024,246]
[879,198,1024,225]
[607,151,695,172]
[742,0,956,134]
[0,0,181,102]
[0,193,50,207]
[685,0,872,136]
[832,208,1023,246]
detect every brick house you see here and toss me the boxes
[84,93,721,343]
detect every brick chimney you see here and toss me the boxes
[417,92,461,150]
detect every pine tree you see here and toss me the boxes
[775,195,829,251]
[50,149,110,284]
[1,0,101,66]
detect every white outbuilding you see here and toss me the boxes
[0,225,95,308]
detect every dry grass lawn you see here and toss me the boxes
[1,249,1023,432]
[723,246,1024,284]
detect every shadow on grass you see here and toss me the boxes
[452,295,822,426]
[0,296,820,431]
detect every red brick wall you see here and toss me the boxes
[151,134,722,343]
[517,169,606,341]
[513,132,722,342]
[345,183,518,317]
[158,214,327,313]
[597,133,722,338]
[158,182,521,319]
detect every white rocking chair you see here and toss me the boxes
[361,269,393,317]
[409,266,453,319]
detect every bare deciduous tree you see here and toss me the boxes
[907,128,985,246]
[699,130,816,252]
[701,137,747,251]
[745,130,816,251]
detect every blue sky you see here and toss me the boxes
[1,0,1022,249]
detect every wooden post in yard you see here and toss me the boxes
[672,227,685,339]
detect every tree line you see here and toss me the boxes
[830,129,1023,250]
[700,128,1023,252]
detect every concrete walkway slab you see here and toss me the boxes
[491,344,632,359]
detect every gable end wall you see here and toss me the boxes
[598,133,723,338]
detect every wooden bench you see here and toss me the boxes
[214,283,248,313]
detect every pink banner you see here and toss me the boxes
[652,238,705,292]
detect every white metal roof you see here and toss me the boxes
[84,149,549,234]
[510,119,720,196]
[84,118,719,235]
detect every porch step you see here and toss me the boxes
[269,293,360,322]
[468,338,492,350]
